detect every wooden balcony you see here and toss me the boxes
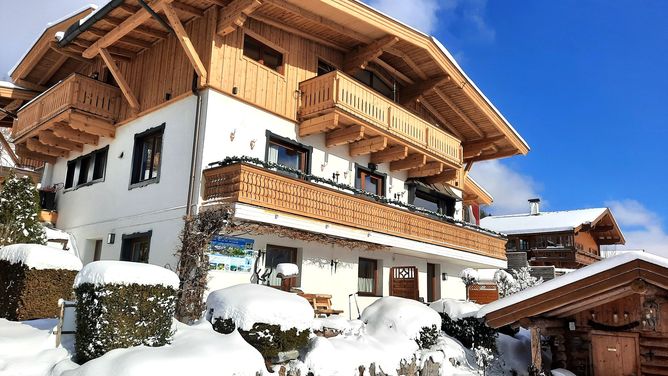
[203,162,507,260]
[12,73,122,163]
[527,248,601,267]
[299,71,464,186]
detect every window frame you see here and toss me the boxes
[407,183,457,217]
[358,257,380,297]
[64,146,109,191]
[355,164,386,197]
[129,124,165,189]
[242,31,286,75]
[120,230,152,263]
[264,131,312,174]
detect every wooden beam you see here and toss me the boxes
[349,136,387,156]
[99,48,140,111]
[249,14,348,52]
[385,48,428,80]
[263,0,372,44]
[370,145,407,164]
[400,75,450,105]
[52,123,99,145]
[0,99,23,123]
[38,55,68,86]
[74,39,137,60]
[38,130,84,152]
[325,125,364,147]
[26,138,69,158]
[530,326,542,371]
[462,135,506,157]
[0,132,19,165]
[15,144,56,164]
[86,28,153,49]
[433,87,484,138]
[371,58,414,85]
[69,112,116,137]
[423,169,458,184]
[344,35,399,73]
[407,162,443,178]
[390,153,425,171]
[171,1,204,17]
[14,79,46,92]
[217,0,262,36]
[98,16,168,39]
[118,4,142,14]
[201,0,226,6]
[546,285,636,318]
[417,97,463,139]
[83,0,171,59]
[299,113,340,137]
[161,2,208,85]
[48,42,93,64]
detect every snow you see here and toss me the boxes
[429,299,481,320]
[275,262,299,277]
[58,320,266,376]
[480,208,609,235]
[459,268,477,281]
[551,369,576,376]
[361,296,441,340]
[0,244,82,271]
[73,261,179,289]
[0,81,28,90]
[495,329,532,374]
[206,283,314,331]
[478,252,668,318]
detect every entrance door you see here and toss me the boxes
[591,332,639,376]
[389,266,419,300]
[427,263,439,302]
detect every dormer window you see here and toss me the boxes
[243,34,284,73]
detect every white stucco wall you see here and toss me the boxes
[48,95,198,267]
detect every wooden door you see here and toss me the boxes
[591,332,639,376]
[427,263,438,302]
[389,266,419,300]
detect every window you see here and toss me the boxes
[265,133,310,173]
[317,59,336,76]
[358,258,379,296]
[265,245,297,288]
[93,240,103,261]
[131,125,164,186]
[243,34,284,73]
[355,166,385,196]
[120,231,152,263]
[64,146,108,189]
[408,185,456,217]
[353,69,395,100]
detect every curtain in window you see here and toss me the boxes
[267,144,279,164]
[358,277,374,293]
[466,205,476,224]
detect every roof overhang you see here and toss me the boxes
[577,208,626,245]
[463,175,493,205]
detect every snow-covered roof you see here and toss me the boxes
[0,244,82,271]
[478,251,668,319]
[73,261,180,289]
[480,208,610,235]
[0,81,28,90]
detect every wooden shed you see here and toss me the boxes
[478,252,668,376]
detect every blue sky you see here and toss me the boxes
[2,1,667,255]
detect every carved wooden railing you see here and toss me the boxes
[531,248,601,265]
[13,74,122,140]
[299,71,463,166]
[203,162,506,260]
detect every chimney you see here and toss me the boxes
[529,198,541,215]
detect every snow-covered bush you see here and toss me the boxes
[0,244,81,320]
[0,173,46,246]
[439,313,498,353]
[361,296,441,343]
[459,268,478,287]
[206,284,313,362]
[474,345,495,375]
[494,267,543,298]
[73,261,179,363]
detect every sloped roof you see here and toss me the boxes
[478,251,668,327]
[481,208,609,234]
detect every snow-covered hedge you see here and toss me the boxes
[0,244,82,320]
[206,284,313,361]
[73,261,179,363]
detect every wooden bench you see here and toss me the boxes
[299,293,343,316]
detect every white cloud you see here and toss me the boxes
[366,0,444,34]
[469,160,542,215]
[603,199,668,257]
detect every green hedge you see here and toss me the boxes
[75,283,177,363]
[0,260,76,320]
[440,313,498,352]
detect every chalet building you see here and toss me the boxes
[6,0,529,315]
[481,199,625,270]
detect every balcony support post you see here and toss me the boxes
[161,2,208,86]
[370,145,407,164]
[349,136,387,157]
[407,162,443,178]
[299,112,339,137]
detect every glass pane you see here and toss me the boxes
[93,150,107,180]
[151,134,162,179]
[78,157,90,185]
[265,246,296,286]
[365,175,379,195]
[358,259,376,293]
[141,140,153,181]
[414,194,439,213]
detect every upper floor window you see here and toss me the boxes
[120,231,151,263]
[356,166,385,196]
[353,69,395,100]
[266,133,310,173]
[409,185,456,217]
[243,34,284,73]
[64,146,108,190]
[131,124,164,186]
[317,59,336,76]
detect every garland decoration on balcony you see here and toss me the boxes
[207,156,506,238]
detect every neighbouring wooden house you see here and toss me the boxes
[481,199,625,269]
[6,0,531,316]
[478,252,668,376]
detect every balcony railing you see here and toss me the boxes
[528,248,601,266]
[203,162,506,260]
[299,71,463,167]
[12,73,122,141]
